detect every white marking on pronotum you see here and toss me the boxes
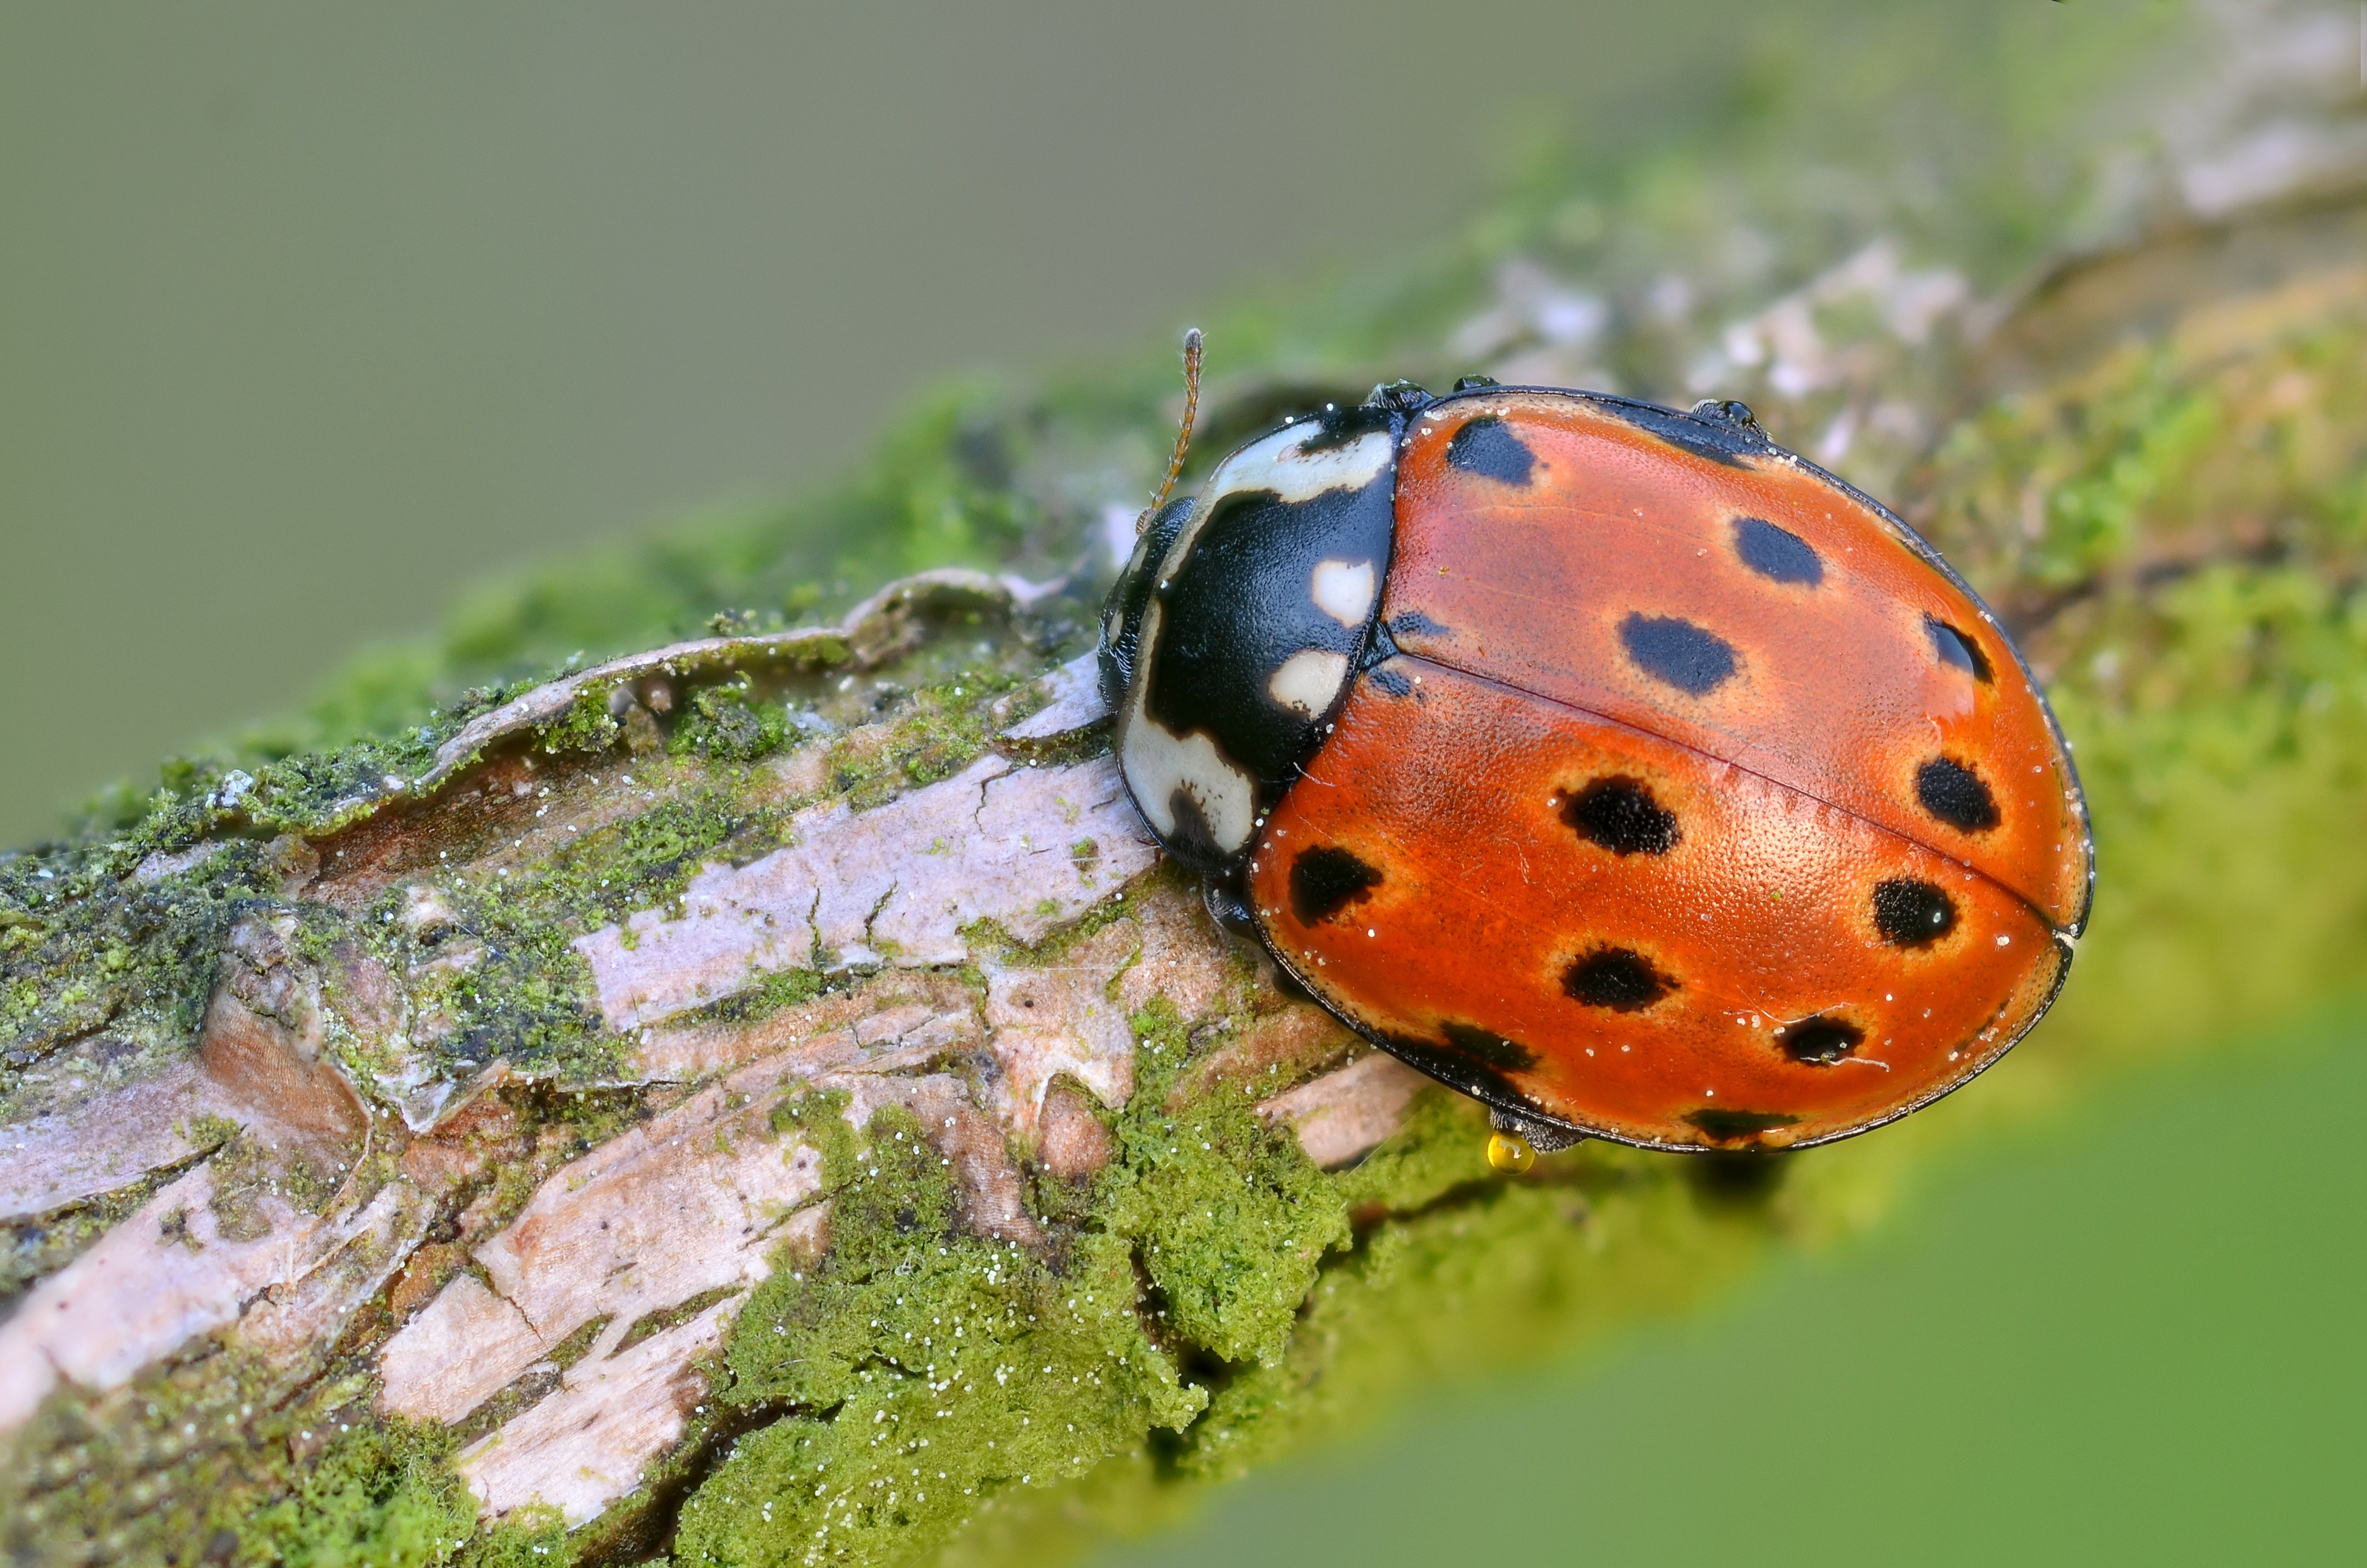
[1266,649,1350,718]
[1149,423,1393,586]
[1117,597,1257,856]
[1122,719,1256,853]
[1227,429,1393,505]
[1311,560,1376,628]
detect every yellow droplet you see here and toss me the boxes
[1486,1132,1536,1174]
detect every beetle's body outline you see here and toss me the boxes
[1103,372,2093,1155]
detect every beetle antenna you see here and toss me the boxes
[1141,327,1204,532]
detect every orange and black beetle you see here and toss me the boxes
[1101,356,2093,1158]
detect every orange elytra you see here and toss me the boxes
[1100,360,2091,1155]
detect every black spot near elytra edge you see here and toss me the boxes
[1380,1032,1533,1113]
[1388,609,1451,639]
[1562,776,1679,856]
[1620,613,1737,696]
[1685,1108,1801,1142]
[1775,1015,1864,1065]
[1445,416,1536,486]
[1873,878,1957,947]
[1288,845,1384,926]
[1732,517,1824,586]
[1440,1022,1541,1072]
[1916,756,2000,833]
[1923,614,1993,683]
[1369,667,1413,697]
[1563,948,1676,1012]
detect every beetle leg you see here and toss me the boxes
[1489,1106,1589,1154]
[1201,875,1258,939]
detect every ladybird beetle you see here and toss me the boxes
[1101,336,2093,1156]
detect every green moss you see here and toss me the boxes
[678,1100,1203,1567]
[618,1287,740,1352]
[544,1316,610,1375]
[1329,1087,1496,1218]
[0,836,268,1119]
[536,687,623,756]
[692,964,831,1030]
[1096,1001,1349,1368]
[407,885,621,1086]
[673,677,790,763]
[456,1505,570,1567]
[1924,312,2367,1078]
[0,1342,477,1568]
[826,673,1025,812]
[237,1418,476,1568]
[1171,1144,1766,1488]
[207,1129,341,1241]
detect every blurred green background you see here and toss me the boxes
[5,3,2363,1562]
[1095,1014,2367,1567]
[0,0,1770,848]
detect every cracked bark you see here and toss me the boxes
[0,570,1393,1550]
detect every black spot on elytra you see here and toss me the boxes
[1561,776,1679,856]
[1369,667,1413,697]
[1775,1015,1864,1065]
[1445,416,1536,486]
[1732,517,1824,586]
[1563,948,1676,1012]
[1380,1032,1533,1114]
[1916,756,2000,833]
[1620,613,1737,696]
[1440,1022,1541,1072]
[1685,1108,1801,1142]
[1923,615,1993,683]
[1288,845,1383,926]
[1873,878,1957,947]
[1388,609,1451,639]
